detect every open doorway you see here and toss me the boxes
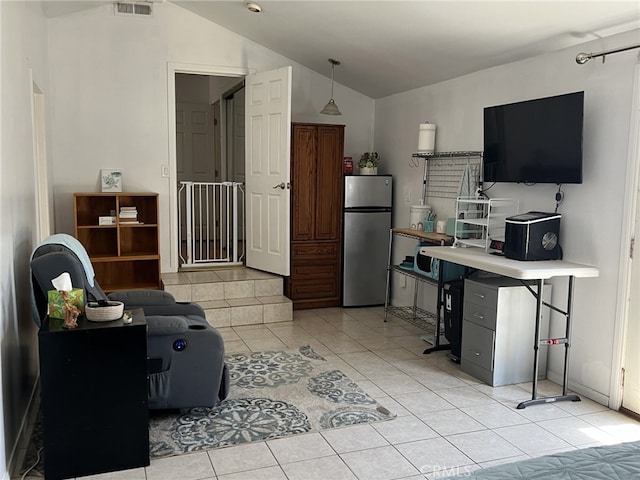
[167,63,292,276]
[175,73,246,268]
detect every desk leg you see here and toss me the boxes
[412,276,419,320]
[423,258,451,354]
[562,276,579,398]
[384,229,393,322]
[517,276,581,409]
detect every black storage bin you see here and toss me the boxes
[444,279,464,361]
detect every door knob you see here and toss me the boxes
[273,182,286,190]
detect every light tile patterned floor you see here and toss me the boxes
[26,306,640,480]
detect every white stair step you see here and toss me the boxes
[162,273,283,301]
[198,296,293,328]
[161,268,291,327]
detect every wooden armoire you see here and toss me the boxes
[286,123,345,309]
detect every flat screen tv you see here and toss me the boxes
[483,91,584,184]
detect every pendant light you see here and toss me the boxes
[320,58,342,115]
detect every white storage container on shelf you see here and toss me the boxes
[409,204,431,230]
[454,197,518,252]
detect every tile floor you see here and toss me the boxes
[21,306,640,480]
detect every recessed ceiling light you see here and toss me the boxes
[246,2,262,13]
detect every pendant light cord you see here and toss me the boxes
[330,64,335,98]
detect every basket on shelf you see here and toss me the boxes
[85,301,124,322]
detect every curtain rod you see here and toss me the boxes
[576,43,640,64]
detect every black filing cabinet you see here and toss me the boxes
[443,280,464,361]
[38,309,149,479]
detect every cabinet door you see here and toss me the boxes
[287,241,341,308]
[315,125,344,240]
[291,125,317,241]
[461,320,495,371]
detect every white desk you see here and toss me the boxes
[420,246,599,409]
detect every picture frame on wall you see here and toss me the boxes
[101,169,122,192]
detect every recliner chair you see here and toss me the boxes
[30,234,229,409]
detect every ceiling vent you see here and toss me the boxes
[115,2,153,16]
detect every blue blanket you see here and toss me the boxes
[30,233,96,326]
[34,234,95,287]
[444,440,640,479]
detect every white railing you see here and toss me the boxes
[178,181,245,267]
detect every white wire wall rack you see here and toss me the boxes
[411,151,483,201]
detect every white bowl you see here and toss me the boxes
[85,301,125,322]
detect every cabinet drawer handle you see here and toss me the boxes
[473,351,481,356]
[472,313,485,320]
[473,293,485,299]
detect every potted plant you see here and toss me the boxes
[358,152,380,175]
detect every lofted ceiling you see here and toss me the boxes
[42,0,640,99]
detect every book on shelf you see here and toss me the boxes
[119,206,138,222]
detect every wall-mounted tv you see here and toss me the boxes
[483,91,584,184]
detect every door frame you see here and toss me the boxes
[166,62,253,272]
[611,63,640,410]
[30,71,51,242]
[221,80,246,183]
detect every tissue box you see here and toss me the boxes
[98,216,116,225]
[47,289,84,319]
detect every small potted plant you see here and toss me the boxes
[358,152,380,175]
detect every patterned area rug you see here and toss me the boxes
[149,346,395,457]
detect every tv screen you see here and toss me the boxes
[483,91,584,184]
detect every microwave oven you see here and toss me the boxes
[414,245,465,282]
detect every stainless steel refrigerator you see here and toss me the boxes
[343,175,393,306]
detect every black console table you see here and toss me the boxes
[39,308,149,479]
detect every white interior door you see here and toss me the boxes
[623,237,640,414]
[176,101,216,251]
[245,66,292,276]
[176,102,215,183]
[623,176,640,415]
[622,64,640,416]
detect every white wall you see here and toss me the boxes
[0,2,52,477]
[376,29,640,405]
[47,2,375,272]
